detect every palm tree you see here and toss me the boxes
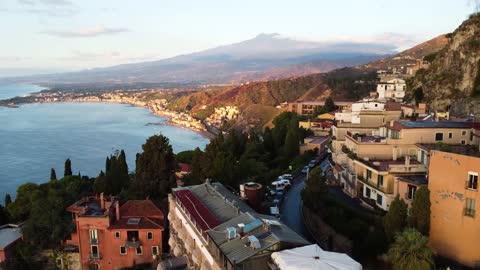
[388,228,434,270]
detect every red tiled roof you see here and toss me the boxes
[174,189,220,231]
[110,217,164,230]
[178,163,191,173]
[120,200,164,219]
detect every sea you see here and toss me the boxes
[0,84,209,199]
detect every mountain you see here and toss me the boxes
[1,33,395,85]
[409,13,480,116]
[361,34,449,71]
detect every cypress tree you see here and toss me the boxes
[4,193,12,207]
[409,186,431,235]
[64,158,72,177]
[383,196,408,242]
[105,157,111,175]
[50,168,57,180]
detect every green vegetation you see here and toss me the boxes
[383,196,408,242]
[186,112,312,188]
[64,158,72,177]
[93,150,130,195]
[324,68,378,100]
[131,135,176,199]
[409,186,431,235]
[50,168,57,181]
[423,52,439,63]
[388,228,434,270]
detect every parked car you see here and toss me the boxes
[270,181,287,193]
[308,160,317,168]
[277,178,291,188]
[301,166,309,174]
[280,174,293,180]
[272,192,284,206]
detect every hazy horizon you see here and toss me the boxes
[0,0,477,76]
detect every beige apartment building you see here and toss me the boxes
[336,120,476,205]
[426,145,480,267]
[168,182,309,270]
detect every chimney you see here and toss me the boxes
[390,120,394,127]
[405,156,410,167]
[392,148,398,161]
[115,201,120,221]
[100,192,105,210]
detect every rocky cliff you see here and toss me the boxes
[410,13,480,116]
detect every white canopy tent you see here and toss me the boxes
[271,244,362,270]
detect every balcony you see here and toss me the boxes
[125,239,141,248]
[464,208,476,218]
[89,238,98,245]
[357,175,394,194]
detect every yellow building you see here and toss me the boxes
[426,145,480,267]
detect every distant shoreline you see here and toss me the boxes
[2,99,215,140]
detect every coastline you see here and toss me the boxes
[1,98,215,140]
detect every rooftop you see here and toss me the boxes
[0,224,22,249]
[387,120,469,131]
[417,143,480,158]
[396,175,428,185]
[356,157,423,172]
[207,212,309,264]
[120,200,164,219]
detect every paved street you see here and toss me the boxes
[279,157,331,242]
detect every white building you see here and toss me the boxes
[376,78,406,102]
[335,101,386,124]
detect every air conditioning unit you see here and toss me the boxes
[248,235,261,249]
[226,227,236,240]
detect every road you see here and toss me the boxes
[279,157,330,242]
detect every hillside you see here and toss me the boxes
[362,35,448,71]
[409,13,480,116]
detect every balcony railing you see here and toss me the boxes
[125,239,141,248]
[464,208,476,218]
[357,175,394,194]
[89,238,98,245]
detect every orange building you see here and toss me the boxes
[427,145,480,267]
[66,194,164,270]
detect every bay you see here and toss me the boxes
[0,84,45,100]
[0,101,209,199]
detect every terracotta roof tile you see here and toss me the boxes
[120,200,164,219]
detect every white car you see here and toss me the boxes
[280,174,293,180]
[277,178,291,187]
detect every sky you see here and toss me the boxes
[0,0,477,76]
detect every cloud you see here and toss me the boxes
[43,25,130,38]
[58,50,122,61]
[18,0,73,6]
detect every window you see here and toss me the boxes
[89,264,99,270]
[91,245,99,259]
[462,130,467,136]
[391,130,400,139]
[377,175,384,187]
[114,231,120,239]
[127,231,139,242]
[136,246,143,255]
[448,132,453,139]
[407,185,417,200]
[435,133,443,141]
[461,140,466,145]
[365,187,371,198]
[376,194,383,205]
[120,246,127,255]
[89,229,98,244]
[366,169,372,180]
[465,198,476,217]
[147,232,153,240]
[467,173,478,190]
[152,246,159,256]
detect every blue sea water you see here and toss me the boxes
[0,86,209,199]
[0,84,45,100]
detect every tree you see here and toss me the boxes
[134,135,176,199]
[383,195,408,242]
[64,159,72,177]
[4,194,12,207]
[301,167,328,210]
[284,118,300,159]
[324,96,336,113]
[0,205,8,225]
[388,228,434,270]
[409,186,431,235]
[93,171,107,194]
[50,168,57,181]
[7,183,40,221]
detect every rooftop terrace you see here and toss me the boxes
[417,143,480,158]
